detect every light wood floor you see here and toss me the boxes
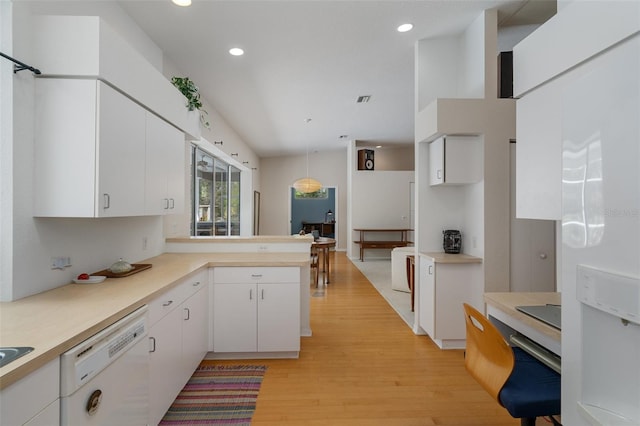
[214,252,521,425]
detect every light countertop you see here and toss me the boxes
[0,252,308,389]
[419,252,483,264]
[484,292,561,342]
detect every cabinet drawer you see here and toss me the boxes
[149,283,189,326]
[213,267,299,284]
[149,270,208,326]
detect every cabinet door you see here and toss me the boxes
[429,137,445,185]
[515,83,562,220]
[97,82,146,216]
[418,257,435,337]
[145,112,185,215]
[148,307,183,426]
[433,263,482,341]
[213,283,257,352]
[182,282,209,378]
[257,283,300,352]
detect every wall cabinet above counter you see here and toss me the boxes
[34,79,185,218]
[428,136,482,186]
[33,15,200,140]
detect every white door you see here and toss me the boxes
[213,283,257,352]
[257,283,300,352]
[509,143,557,292]
[97,82,146,217]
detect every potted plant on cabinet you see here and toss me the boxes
[171,76,210,129]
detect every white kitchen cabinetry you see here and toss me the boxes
[429,136,482,186]
[33,15,200,139]
[34,78,186,218]
[35,78,146,217]
[148,270,208,426]
[212,267,300,358]
[0,358,60,426]
[515,81,562,220]
[418,253,483,349]
[145,113,185,215]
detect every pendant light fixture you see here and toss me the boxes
[293,119,322,193]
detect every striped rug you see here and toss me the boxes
[159,363,267,425]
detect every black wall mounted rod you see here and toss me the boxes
[0,51,41,75]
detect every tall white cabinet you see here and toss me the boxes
[211,267,300,358]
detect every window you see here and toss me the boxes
[192,146,241,236]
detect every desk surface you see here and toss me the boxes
[484,292,561,351]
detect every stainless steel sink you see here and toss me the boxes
[0,347,34,368]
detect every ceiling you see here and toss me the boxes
[118,0,556,158]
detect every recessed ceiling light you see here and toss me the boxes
[229,47,244,56]
[356,95,371,103]
[172,0,191,6]
[339,135,349,140]
[397,23,413,33]
[376,145,382,149]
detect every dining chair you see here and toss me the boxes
[310,246,320,287]
[462,303,562,426]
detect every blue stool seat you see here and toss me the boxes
[500,347,561,419]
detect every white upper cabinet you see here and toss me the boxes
[34,78,186,218]
[33,15,200,140]
[145,113,185,215]
[35,79,146,217]
[429,136,482,186]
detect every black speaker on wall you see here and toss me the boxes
[498,51,513,99]
[357,149,375,170]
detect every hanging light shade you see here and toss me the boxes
[293,177,323,193]
[293,119,322,193]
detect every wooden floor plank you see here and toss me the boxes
[213,252,522,425]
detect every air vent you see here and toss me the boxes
[356,95,371,103]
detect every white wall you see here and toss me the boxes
[349,170,414,259]
[2,1,258,301]
[260,150,348,248]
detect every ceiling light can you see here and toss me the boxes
[397,23,413,33]
[229,47,244,56]
[172,0,192,7]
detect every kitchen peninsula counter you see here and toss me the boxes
[0,251,309,389]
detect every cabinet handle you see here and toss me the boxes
[103,193,110,209]
[149,336,156,353]
[251,274,263,278]
[436,170,442,180]
[163,198,169,210]
[428,265,433,275]
[169,198,175,209]
[261,289,265,300]
[192,281,201,287]
[184,307,190,321]
[249,289,253,300]
[163,300,173,307]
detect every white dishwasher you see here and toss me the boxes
[60,306,150,425]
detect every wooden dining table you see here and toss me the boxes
[312,237,336,284]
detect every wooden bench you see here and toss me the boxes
[353,228,413,261]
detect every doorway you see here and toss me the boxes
[289,187,337,240]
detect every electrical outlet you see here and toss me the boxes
[51,256,71,270]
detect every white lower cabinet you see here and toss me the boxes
[148,270,208,425]
[418,253,483,349]
[212,267,300,357]
[0,358,60,426]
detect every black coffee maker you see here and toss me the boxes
[443,230,462,254]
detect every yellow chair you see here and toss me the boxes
[462,303,561,426]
